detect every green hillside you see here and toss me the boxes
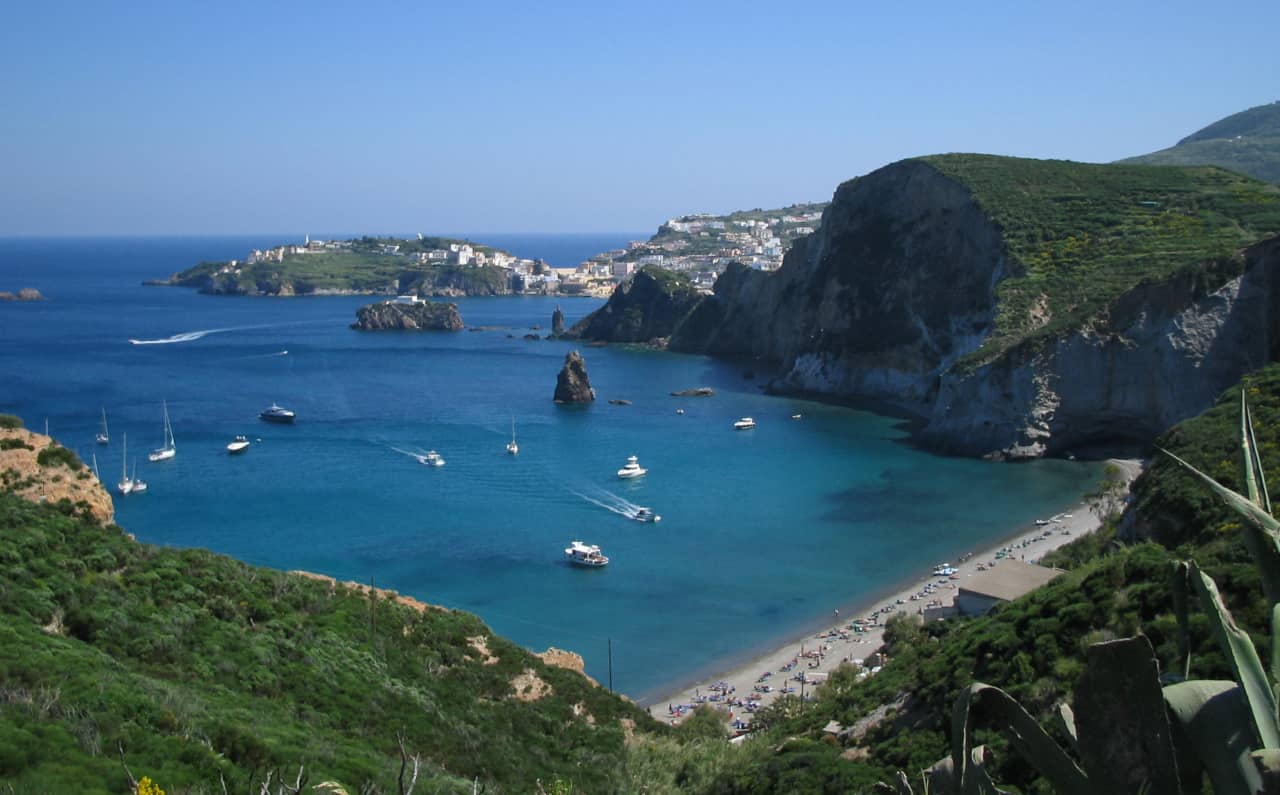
[165,236,512,296]
[0,482,659,793]
[919,154,1280,366]
[1119,102,1280,185]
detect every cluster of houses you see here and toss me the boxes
[578,208,825,292]
[218,209,824,298]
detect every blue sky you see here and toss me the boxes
[2,0,1277,235]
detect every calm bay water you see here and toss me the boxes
[0,236,1101,700]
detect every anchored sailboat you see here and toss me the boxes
[96,408,109,445]
[506,416,519,455]
[148,401,176,462]
[117,433,134,495]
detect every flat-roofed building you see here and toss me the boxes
[956,560,1064,616]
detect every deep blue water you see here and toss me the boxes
[0,236,1102,700]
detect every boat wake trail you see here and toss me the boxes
[129,330,220,345]
[570,485,646,519]
[236,349,289,359]
[129,319,327,345]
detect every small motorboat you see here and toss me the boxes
[259,403,296,424]
[420,450,445,467]
[227,435,250,454]
[617,455,647,479]
[565,540,609,567]
[733,417,756,430]
[634,507,661,523]
[791,414,802,420]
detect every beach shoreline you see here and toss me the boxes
[642,458,1142,723]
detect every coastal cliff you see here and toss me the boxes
[563,267,705,344]
[351,300,464,331]
[578,155,1280,458]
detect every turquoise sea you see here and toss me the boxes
[0,236,1102,701]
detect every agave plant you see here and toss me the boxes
[882,391,1280,794]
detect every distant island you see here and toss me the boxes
[0,288,45,302]
[152,204,829,301]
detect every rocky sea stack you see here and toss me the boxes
[351,300,464,331]
[554,351,595,403]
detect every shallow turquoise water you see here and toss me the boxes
[0,237,1102,699]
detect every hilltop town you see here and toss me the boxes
[157,203,828,299]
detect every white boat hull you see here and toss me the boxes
[148,448,175,462]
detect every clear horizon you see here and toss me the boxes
[3,0,1277,236]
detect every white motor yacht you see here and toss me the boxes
[565,541,609,567]
[227,435,250,454]
[617,455,647,479]
[733,417,756,430]
[634,507,661,523]
[422,450,445,467]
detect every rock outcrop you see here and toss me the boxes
[551,305,565,337]
[351,300,464,331]
[565,267,704,344]
[0,425,114,524]
[554,351,596,403]
[0,288,45,302]
[650,157,1280,458]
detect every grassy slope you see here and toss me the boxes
[661,364,1280,793]
[0,493,659,794]
[917,154,1280,367]
[172,236,511,294]
[1119,102,1280,185]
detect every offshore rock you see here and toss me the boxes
[551,305,565,337]
[565,267,704,344]
[554,351,596,403]
[0,288,45,302]
[351,300,464,331]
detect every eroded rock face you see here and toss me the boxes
[0,427,114,524]
[672,160,1015,406]
[921,240,1280,457]
[551,305,565,337]
[554,351,595,403]
[351,300,464,331]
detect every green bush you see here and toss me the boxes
[0,414,22,430]
[35,445,82,471]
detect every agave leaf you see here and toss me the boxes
[1190,562,1280,749]
[951,682,1088,795]
[1054,703,1078,750]
[1073,636,1180,793]
[1241,392,1273,515]
[1272,602,1280,692]
[965,746,1012,795]
[1251,748,1280,791]
[1161,447,1280,606]
[1164,680,1262,795]
[1171,561,1192,679]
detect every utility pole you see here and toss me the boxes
[607,638,614,693]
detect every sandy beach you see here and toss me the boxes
[646,459,1143,727]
